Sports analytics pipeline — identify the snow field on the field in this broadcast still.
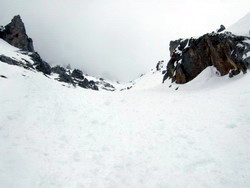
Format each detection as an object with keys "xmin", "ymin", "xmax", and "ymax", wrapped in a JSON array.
[{"xmin": 1, "ymin": 62, "xmax": 250, "ymax": 188}]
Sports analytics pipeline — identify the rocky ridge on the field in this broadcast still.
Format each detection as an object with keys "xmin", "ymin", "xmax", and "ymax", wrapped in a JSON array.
[{"xmin": 0, "ymin": 15, "xmax": 116, "ymax": 91}]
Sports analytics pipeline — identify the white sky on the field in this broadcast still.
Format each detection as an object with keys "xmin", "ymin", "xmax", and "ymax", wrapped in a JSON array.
[{"xmin": 1, "ymin": 0, "xmax": 250, "ymax": 81}]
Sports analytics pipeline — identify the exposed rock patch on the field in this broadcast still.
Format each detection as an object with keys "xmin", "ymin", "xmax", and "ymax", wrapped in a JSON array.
[
  {"xmin": 0, "ymin": 75, "xmax": 7, "ymax": 79},
  {"xmin": 156, "ymin": 60, "xmax": 164, "ymax": 71}
]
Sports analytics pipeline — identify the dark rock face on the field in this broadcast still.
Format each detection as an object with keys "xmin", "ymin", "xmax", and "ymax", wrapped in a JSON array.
[
  {"xmin": 51, "ymin": 65, "xmax": 66, "ymax": 75},
  {"xmin": 163, "ymin": 32, "xmax": 250, "ymax": 84},
  {"xmin": 78, "ymin": 79, "xmax": 89, "ymax": 88},
  {"xmin": 72, "ymin": 69, "xmax": 84, "ymax": 79},
  {"xmin": 169, "ymin": 39, "xmax": 182, "ymax": 56},
  {"xmin": 78, "ymin": 78, "xmax": 98, "ymax": 90},
  {"xmin": 58, "ymin": 72, "xmax": 75, "ymax": 85},
  {"xmin": 88, "ymin": 80, "xmax": 99, "ymax": 90},
  {"xmin": 0, "ymin": 55, "xmax": 19, "ymax": 65},
  {"xmin": 0, "ymin": 55, "xmax": 34, "ymax": 70},
  {"xmin": 0, "ymin": 15, "xmax": 34, "ymax": 52},
  {"xmin": 30, "ymin": 52, "xmax": 51, "ymax": 75},
  {"xmin": 34, "ymin": 61, "xmax": 51, "ymax": 75}
]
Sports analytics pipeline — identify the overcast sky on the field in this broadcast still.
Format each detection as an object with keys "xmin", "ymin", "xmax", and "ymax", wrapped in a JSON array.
[{"xmin": 1, "ymin": 0, "xmax": 249, "ymax": 81}]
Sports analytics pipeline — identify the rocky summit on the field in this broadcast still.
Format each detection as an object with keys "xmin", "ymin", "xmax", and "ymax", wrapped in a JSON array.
[
  {"xmin": 163, "ymin": 32, "xmax": 250, "ymax": 84},
  {"xmin": 0, "ymin": 15, "xmax": 34, "ymax": 52}
]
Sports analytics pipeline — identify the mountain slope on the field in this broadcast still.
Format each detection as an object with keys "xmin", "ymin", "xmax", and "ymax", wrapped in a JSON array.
[
  {"xmin": 0, "ymin": 38, "xmax": 119, "ymax": 91},
  {"xmin": 1, "ymin": 14, "xmax": 250, "ymax": 188},
  {"xmin": 1, "ymin": 58, "xmax": 250, "ymax": 187},
  {"xmin": 227, "ymin": 12, "xmax": 250, "ymax": 36}
]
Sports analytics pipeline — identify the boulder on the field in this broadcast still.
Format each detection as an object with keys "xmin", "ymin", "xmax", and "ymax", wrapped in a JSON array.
[
  {"xmin": 72, "ymin": 69, "xmax": 84, "ymax": 79},
  {"xmin": 217, "ymin": 25, "xmax": 226, "ymax": 33},
  {"xmin": 156, "ymin": 61, "xmax": 163, "ymax": 71}
]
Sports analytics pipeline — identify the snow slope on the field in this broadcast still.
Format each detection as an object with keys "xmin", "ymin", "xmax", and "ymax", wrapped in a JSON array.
[
  {"xmin": 0, "ymin": 39, "xmax": 33, "ymax": 63},
  {"xmin": 0, "ymin": 39, "xmax": 119, "ymax": 91},
  {"xmin": 1, "ymin": 59, "xmax": 250, "ymax": 188},
  {"xmin": 227, "ymin": 12, "xmax": 250, "ymax": 36}
]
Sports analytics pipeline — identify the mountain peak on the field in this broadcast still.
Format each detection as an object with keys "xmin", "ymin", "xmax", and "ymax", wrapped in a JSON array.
[{"xmin": 0, "ymin": 15, "xmax": 34, "ymax": 52}]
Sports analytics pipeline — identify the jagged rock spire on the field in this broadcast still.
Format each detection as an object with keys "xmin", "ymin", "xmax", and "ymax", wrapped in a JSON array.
[{"xmin": 0, "ymin": 15, "xmax": 34, "ymax": 52}]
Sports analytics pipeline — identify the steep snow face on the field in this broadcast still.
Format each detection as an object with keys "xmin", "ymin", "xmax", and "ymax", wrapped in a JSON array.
[
  {"xmin": 1, "ymin": 60, "xmax": 250, "ymax": 188},
  {"xmin": 0, "ymin": 39, "xmax": 33, "ymax": 63},
  {"xmin": 227, "ymin": 12, "xmax": 250, "ymax": 36}
]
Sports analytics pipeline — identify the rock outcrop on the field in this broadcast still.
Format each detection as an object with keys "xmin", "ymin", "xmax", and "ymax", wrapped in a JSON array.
[
  {"xmin": 30, "ymin": 52, "xmax": 51, "ymax": 75},
  {"xmin": 50, "ymin": 66, "xmax": 102, "ymax": 90},
  {"xmin": 71, "ymin": 69, "xmax": 84, "ymax": 80},
  {"xmin": 0, "ymin": 15, "xmax": 34, "ymax": 52},
  {"xmin": 51, "ymin": 65, "xmax": 66, "ymax": 75},
  {"xmin": 163, "ymin": 32, "xmax": 250, "ymax": 84},
  {"xmin": 78, "ymin": 79, "xmax": 99, "ymax": 90}
]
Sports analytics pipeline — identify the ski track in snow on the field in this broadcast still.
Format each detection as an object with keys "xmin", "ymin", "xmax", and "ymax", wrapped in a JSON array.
[{"xmin": 0, "ymin": 62, "xmax": 250, "ymax": 188}]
